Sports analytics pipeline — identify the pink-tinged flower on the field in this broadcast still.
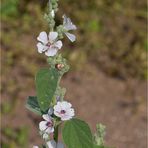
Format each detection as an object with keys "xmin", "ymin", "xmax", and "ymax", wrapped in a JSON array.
[
  {"xmin": 63, "ymin": 15, "xmax": 77, "ymax": 42},
  {"xmin": 39, "ymin": 111, "xmax": 54, "ymax": 134},
  {"xmin": 54, "ymin": 101, "xmax": 75, "ymax": 121},
  {"xmin": 37, "ymin": 31, "xmax": 62, "ymax": 56},
  {"xmin": 46, "ymin": 140, "xmax": 64, "ymax": 148},
  {"xmin": 33, "ymin": 146, "xmax": 39, "ymax": 148}
]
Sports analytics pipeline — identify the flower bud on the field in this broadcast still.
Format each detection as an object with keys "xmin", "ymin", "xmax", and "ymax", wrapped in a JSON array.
[{"xmin": 55, "ymin": 64, "xmax": 64, "ymax": 70}]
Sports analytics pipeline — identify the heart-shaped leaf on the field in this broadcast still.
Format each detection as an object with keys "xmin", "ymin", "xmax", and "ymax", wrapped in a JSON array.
[{"xmin": 62, "ymin": 118, "xmax": 93, "ymax": 148}]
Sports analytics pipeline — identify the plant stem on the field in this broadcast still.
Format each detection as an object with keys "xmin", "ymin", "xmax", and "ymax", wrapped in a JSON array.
[{"xmin": 54, "ymin": 125, "xmax": 59, "ymax": 146}]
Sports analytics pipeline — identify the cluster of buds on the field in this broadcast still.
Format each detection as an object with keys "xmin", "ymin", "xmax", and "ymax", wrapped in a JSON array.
[
  {"xmin": 44, "ymin": 0, "xmax": 58, "ymax": 30},
  {"xmin": 55, "ymin": 63, "xmax": 64, "ymax": 70}
]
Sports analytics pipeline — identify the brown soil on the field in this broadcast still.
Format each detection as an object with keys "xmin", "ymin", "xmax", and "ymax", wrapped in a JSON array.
[{"xmin": 2, "ymin": 65, "xmax": 147, "ymax": 148}]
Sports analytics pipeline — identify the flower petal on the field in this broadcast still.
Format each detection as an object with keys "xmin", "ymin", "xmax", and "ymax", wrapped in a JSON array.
[
  {"xmin": 45, "ymin": 127, "xmax": 54, "ymax": 134},
  {"xmin": 45, "ymin": 48, "xmax": 57, "ymax": 57},
  {"xmin": 54, "ymin": 111, "xmax": 61, "ymax": 118},
  {"xmin": 61, "ymin": 101, "xmax": 72, "ymax": 109},
  {"xmin": 65, "ymin": 32, "xmax": 76, "ymax": 42},
  {"xmin": 33, "ymin": 146, "xmax": 39, "ymax": 148},
  {"xmin": 61, "ymin": 115, "xmax": 72, "ymax": 121},
  {"xmin": 46, "ymin": 140, "xmax": 64, "ymax": 148},
  {"xmin": 54, "ymin": 40, "xmax": 63, "ymax": 49},
  {"xmin": 39, "ymin": 121, "xmax": 47, "ymax": 131},
  {"xmin": 42, "ymin": 114, "xmax": 51, "ymax": 121},
  {"xmin": 66, "ymin": 108, "xmax": 75, "ymax": 117},
  {"xmin": 37, "ymin": 31, "xmax": 48, "ymax": 44},
  {"xmin": 48, "ymin": 108, "xmax": 53, "ymax": 115},
  {"xmin": 37, "ymin": 42, "xmax": 46, "ymax": 53},
  {"xmin": 46, "ymin": 140, "xmax": 56, "ymax": 148},
  {"xmin": 65, "ymin": 23, "xmax": 77, "ymax": 31},
  {"xmin": 63, "ymin": 15, "xmax": 77, "ymax": 31},
  {"xmin": 48, "ymin": 32, "xmax": 58, "ymax": 42},
  {"xmin": 54, "ymin": 103, "xmax": 62, "ymax": 112}
]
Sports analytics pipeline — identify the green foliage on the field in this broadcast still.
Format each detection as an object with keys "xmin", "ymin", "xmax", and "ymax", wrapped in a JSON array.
[
  {"xmin": 1, "ymin": 102, "xmax": 12, "ymax": 114},
  {"xmin": 27, "ymin": 55, "xmax": 70, "ymax": 114},
  {"xmin": 2, "ymin": 127, "xmax": 28, "ymax": 148},
  {"xmin": 94, "ymin": 145, "xmax": 113, "ymax": 148},
  {"xmin": 1, "ymin": 0, "xmax": 146, "ymax": 147},
  {"xmin": 93, "ymin": 124, "xmax": 114, "ymax": 148},
  {"xmin": 17, "ymin": 127, "xmax": 28, "ymax": 146},
  {"xmin": 53, "ymin": 86, "xmax": 66, "ymax": 101},
  {"xmin": 1, "ymin": 99, "xmax": 18, "ymax": 115},
  {"xmin": 1, "ymin": 0, "xmax": 19, "ymax": 18},
  {"xmin": 26, "ymin": 96, "xmax": 42, "ymax": 115},
  {"xmin": 94, "ymin": 124, "xmax": 106, "ymax": 146},
  {"xmin": 62, "ymin": 118, "xmax": 94, "ymax": 148},
  {"xmin": 87, "ymin": 20, "xmax": 102, "ymax": 32},
  {"xmin": 35, "ymin": 68, "xmax": 60, "ymax": 112},
  {"xmin": 47, "ymin": 54, "xmax": 70, "ymax": 75}
]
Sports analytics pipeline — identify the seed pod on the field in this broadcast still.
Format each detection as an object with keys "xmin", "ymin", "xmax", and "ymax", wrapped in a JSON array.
[{"xmin": 55, "ymin": 63, "xmax": 64, "ymax": 70}]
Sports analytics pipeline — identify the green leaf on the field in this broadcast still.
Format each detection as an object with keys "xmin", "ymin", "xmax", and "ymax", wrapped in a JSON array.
[
  {"xmin": 54, "ymin": 86, "xmax": 66, "ymax": 101},
  {"xmin": 1, "ymin": 0, "xmax": 19, "ymax": 18},
  {"xmin": 26, "ymin": 96, "xmax": 42, "ymax": 115},
  {"xmin": 35, "ymin": 68, "xmax": 59, "ymax": 112},
  {"xmin": 94, "ymin": 145, "xmax": 101, "ymax": 148},
  {"xmin": 62, "ymin": 118, "xmax": 93, "ymax": 148},
  {"xmin": 94, "ymin": 145, "xmax": 114, "ymax": 148},
  {"xmin": 94, "ymin": 145, "xmax": 104, "ymax": 148}
]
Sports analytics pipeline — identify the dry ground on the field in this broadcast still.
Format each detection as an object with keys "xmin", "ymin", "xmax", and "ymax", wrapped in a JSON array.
[{"xmin": 2, "ymin": 65, "xmax": 147, "ymax": 148}]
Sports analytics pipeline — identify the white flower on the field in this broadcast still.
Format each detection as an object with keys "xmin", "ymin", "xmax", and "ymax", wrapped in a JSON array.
[
  {"xmin": 54, "ymin": 101, "xmax": 75, "ymax": 121},
  {"xmin": 63, "ymin": 15, "xmax": 77, "ymax": 42},
  {"xmin": 39, "ymin": 110, "xmax": 54, "ymax": 134},
  {"xmin": 47, "ymin": 140, "xmax": 64, "ymax": 148},
  {"xmin": 33, "ymin": 146, "xmax": 39, "ymax": 148},
  {"xmin": 37, "ymin": 31, "xmax": 62, "ymax": 56}
]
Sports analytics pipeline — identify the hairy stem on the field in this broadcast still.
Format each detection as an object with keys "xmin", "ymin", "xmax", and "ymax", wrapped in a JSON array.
[{"xmin": 54, "ymin": 125, "xmax": 59, "ymax": 146}]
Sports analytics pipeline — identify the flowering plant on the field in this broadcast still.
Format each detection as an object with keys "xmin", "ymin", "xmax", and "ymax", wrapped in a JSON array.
[{"xmin": 26, "ymin": 0, "xmax": 112, "ymax": 148}]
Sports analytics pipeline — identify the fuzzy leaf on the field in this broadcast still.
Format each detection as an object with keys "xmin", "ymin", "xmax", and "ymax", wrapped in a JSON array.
[
  {"xmin": 94, "ymin": 145, "xmax": 102, "ymax": 148},
  {"xmin": 26, "ymin": 96, "xmax": 42, "ymax": 115},
  {"xmin": 35, "ymin": 68, "xmax": 59, "ymax": 112},
  {"xmin": 94, "ymin": 145, "xmax": 114, "ymax": 148},
  {"xmin": 62, "ymin": 118, "xmax": 93, "ymax": 148}
]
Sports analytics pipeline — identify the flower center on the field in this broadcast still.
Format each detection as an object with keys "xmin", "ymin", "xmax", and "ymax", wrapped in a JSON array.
[
  {"xmin": 46, "ymin": 121, "xmax": 53, "ymax": 127},
  {"xmin": 46, "ymin": 42, "xmax": 51, "ymax": 47},
  {"xmin": 60, "ymin": 110, "xmax": 66, "ymax": 114}
]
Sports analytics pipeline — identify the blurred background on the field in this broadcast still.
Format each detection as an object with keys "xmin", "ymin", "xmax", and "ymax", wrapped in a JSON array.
[{"xmin": 1, "ymin": 0, "xmax": 147, "ymax": 148}]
